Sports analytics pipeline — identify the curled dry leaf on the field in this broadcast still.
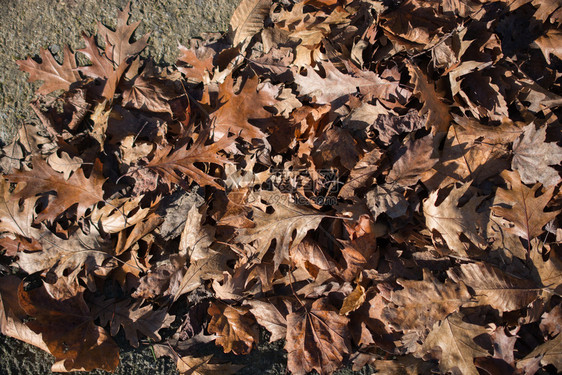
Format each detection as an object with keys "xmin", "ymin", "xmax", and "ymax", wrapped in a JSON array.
[{"xmin": 207, "ymin": 301, "xmax": 259, "ymax": 355}]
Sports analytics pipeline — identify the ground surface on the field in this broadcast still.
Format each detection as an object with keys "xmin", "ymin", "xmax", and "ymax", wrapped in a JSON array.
[{"xmin": 0, "ymin": 0, "xmax": 239, "ymax": 144}]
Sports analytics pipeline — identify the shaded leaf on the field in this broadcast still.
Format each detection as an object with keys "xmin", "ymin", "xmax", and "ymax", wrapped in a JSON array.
[
  {"xmin": 406, "ymin": 61, "xmax": 451, "ymax": 134},
  {"xmin": 94, "ymin": 299, "xmax": 174, "ymax": 348},
  {"xmin": 285, "ymin": 298, "xmax": 351, "ymax": 375},
  {"xmin": 18, "ymin": 281, "xmax": 120, "ymax": 372}
]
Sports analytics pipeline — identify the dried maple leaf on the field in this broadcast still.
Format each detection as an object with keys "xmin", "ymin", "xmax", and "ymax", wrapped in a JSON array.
[
  {"xmin": 511, "ymin": 123, "xmax": 562, "ymax": 187},
  {"xmin": 235, "ymin": 190, "xmax": 326, "ymax": 269},
  {"xmin": 419, "ymin": 313, "xmax": 488, "ymax": 375},
  {"xmin": 423, "ymin": 182, "xmax": 488, "ymax": 255},
  {"xmin": 285, "ymin": 298, "xmax": 351, "ymax": 375},
  {"xmin": 382, "ymin": 269, "xmax": 471, "ymax": 334},
  {"xmin": 97, "ymin": 2, "xmax": 149, "ymax": 67},
  {"xmin": 94, "ymin": 299, "xmax": 174, "ymax": 348},
  {"xmin": 448, "ymin": 263, "xmax": 542, "ymax": 312},
  {"xmin": 6, "ymin": 157, "xmax": 106, "ymax": 221},
  {"xmin": 207, "ymin": 301, "xmax": 259, "ymax": 355},
  {"xmin": 209, "ymin": 75, "xmax": 277, "ymax": 143},
  {"xmin": 230, "ymin": 0, "xmax": 272, "ymax": 46},
  {"xmin": 406, "ymin": 61, "xmax": 451, "ymax": 134},
  {"xmin": 492, "ymin": 170, "xmax": 560, "ymax": 243},
  {"xmin": 16, "ymin": 46, "xmax": 80, "ymax": 94},
  {"xmin": 18, "ymin": 281, "xmax": 120, "ymax": 372},
  {"xmin": 145, "ymin": 132, "xmax": 233, "ymax": 190},
  {"xmin": 121, "ymin": 72, "xmax": 178, "ymax": 114}
]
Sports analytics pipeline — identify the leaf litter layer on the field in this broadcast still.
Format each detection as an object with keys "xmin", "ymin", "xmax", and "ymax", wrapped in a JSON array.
[{"xmin": 1, "ymin": 0, "xmax": 562, "ymax": 374}]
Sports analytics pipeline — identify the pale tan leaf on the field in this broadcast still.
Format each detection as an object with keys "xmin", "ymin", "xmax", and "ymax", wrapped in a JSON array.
[
  {"xmin": 419, "ymin": 313, "xmax": 488, "ymax": 375},
  {"xmin": 423, "ymin": 182, "xmax": 488, "ymax": 255},
  {"xmin": 512, "ymin": 123, "xmax": 562, "ymax": 187},
  {"xmin": 382, "ymin": 269, "xmax": 471, "ymax": 334},
  {"xmin": 448, "ymin": 263, "xmax": 542, "ymax": 312},
  {"xmin": 230, "ymin": 0, "xmax": 272, "ymax": 46},
  {"xmin": 492, "ymin": 170, "xmax": 560, "ymax": 242},
  {"xmin": 244, "ymin": 298, "xmax": 290, "ymax": 342}
]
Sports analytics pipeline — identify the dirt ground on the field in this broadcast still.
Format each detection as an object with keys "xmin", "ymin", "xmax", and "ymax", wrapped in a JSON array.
[
  {"xmin": 0, "ymin": 1, "xmax": 368, "ymax": 374},
  {"xmin": 0, "ymin": 0, "xmax": 238, "ymax": 144}
]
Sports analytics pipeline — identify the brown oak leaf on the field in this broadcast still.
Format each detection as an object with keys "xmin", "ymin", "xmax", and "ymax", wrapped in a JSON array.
[
  {"xmin": 16, "ymin": 46, "xmax": 80, "ymax": 95},
  {"xmin": 382, "ymin": 269, "xmax": 471, "ymax": 335},
  {"xmin": 207, "ymin": 301, "xmax": 259, "ymax": 355},
  {"xmin": 406, "ymin": 61, "xmax": 451, "ymax": 134},
  {"xmin": 145, "ymin": 132, "xmax": 233, "ymax": 190},
  {"xmin": 94, "ymin": 299, "xmax": 174, "ymax": 348},
  {"xmin": 96, "ymin": 2, "xmax": 149, "ymax": 67},
  {"xmin": 492, "ymin": 170, "xmax": 560, "ymax": 243},
  {"xmin": 235, "ymin": 190, "xmax": 326, "ymax": 269},
  {"xmin": 423, "ymin": 182, "xmax": 488, "ymax": 255},
  {"xmin": 6, "ymin": 157, "xmax": 106, "ymax": 221},
  {"xmin": 209, "ymin": 75, "xmax": 277, "ymax": 143},
  {"xmin": 419, "ymin": 313, "xmax": 488, "ymax": 375}
]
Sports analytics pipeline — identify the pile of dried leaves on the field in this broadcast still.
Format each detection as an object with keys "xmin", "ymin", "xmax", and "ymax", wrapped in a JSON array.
[{"xmin": 1, "ymin": 0, "xmax": 562, "ymax": 374}]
